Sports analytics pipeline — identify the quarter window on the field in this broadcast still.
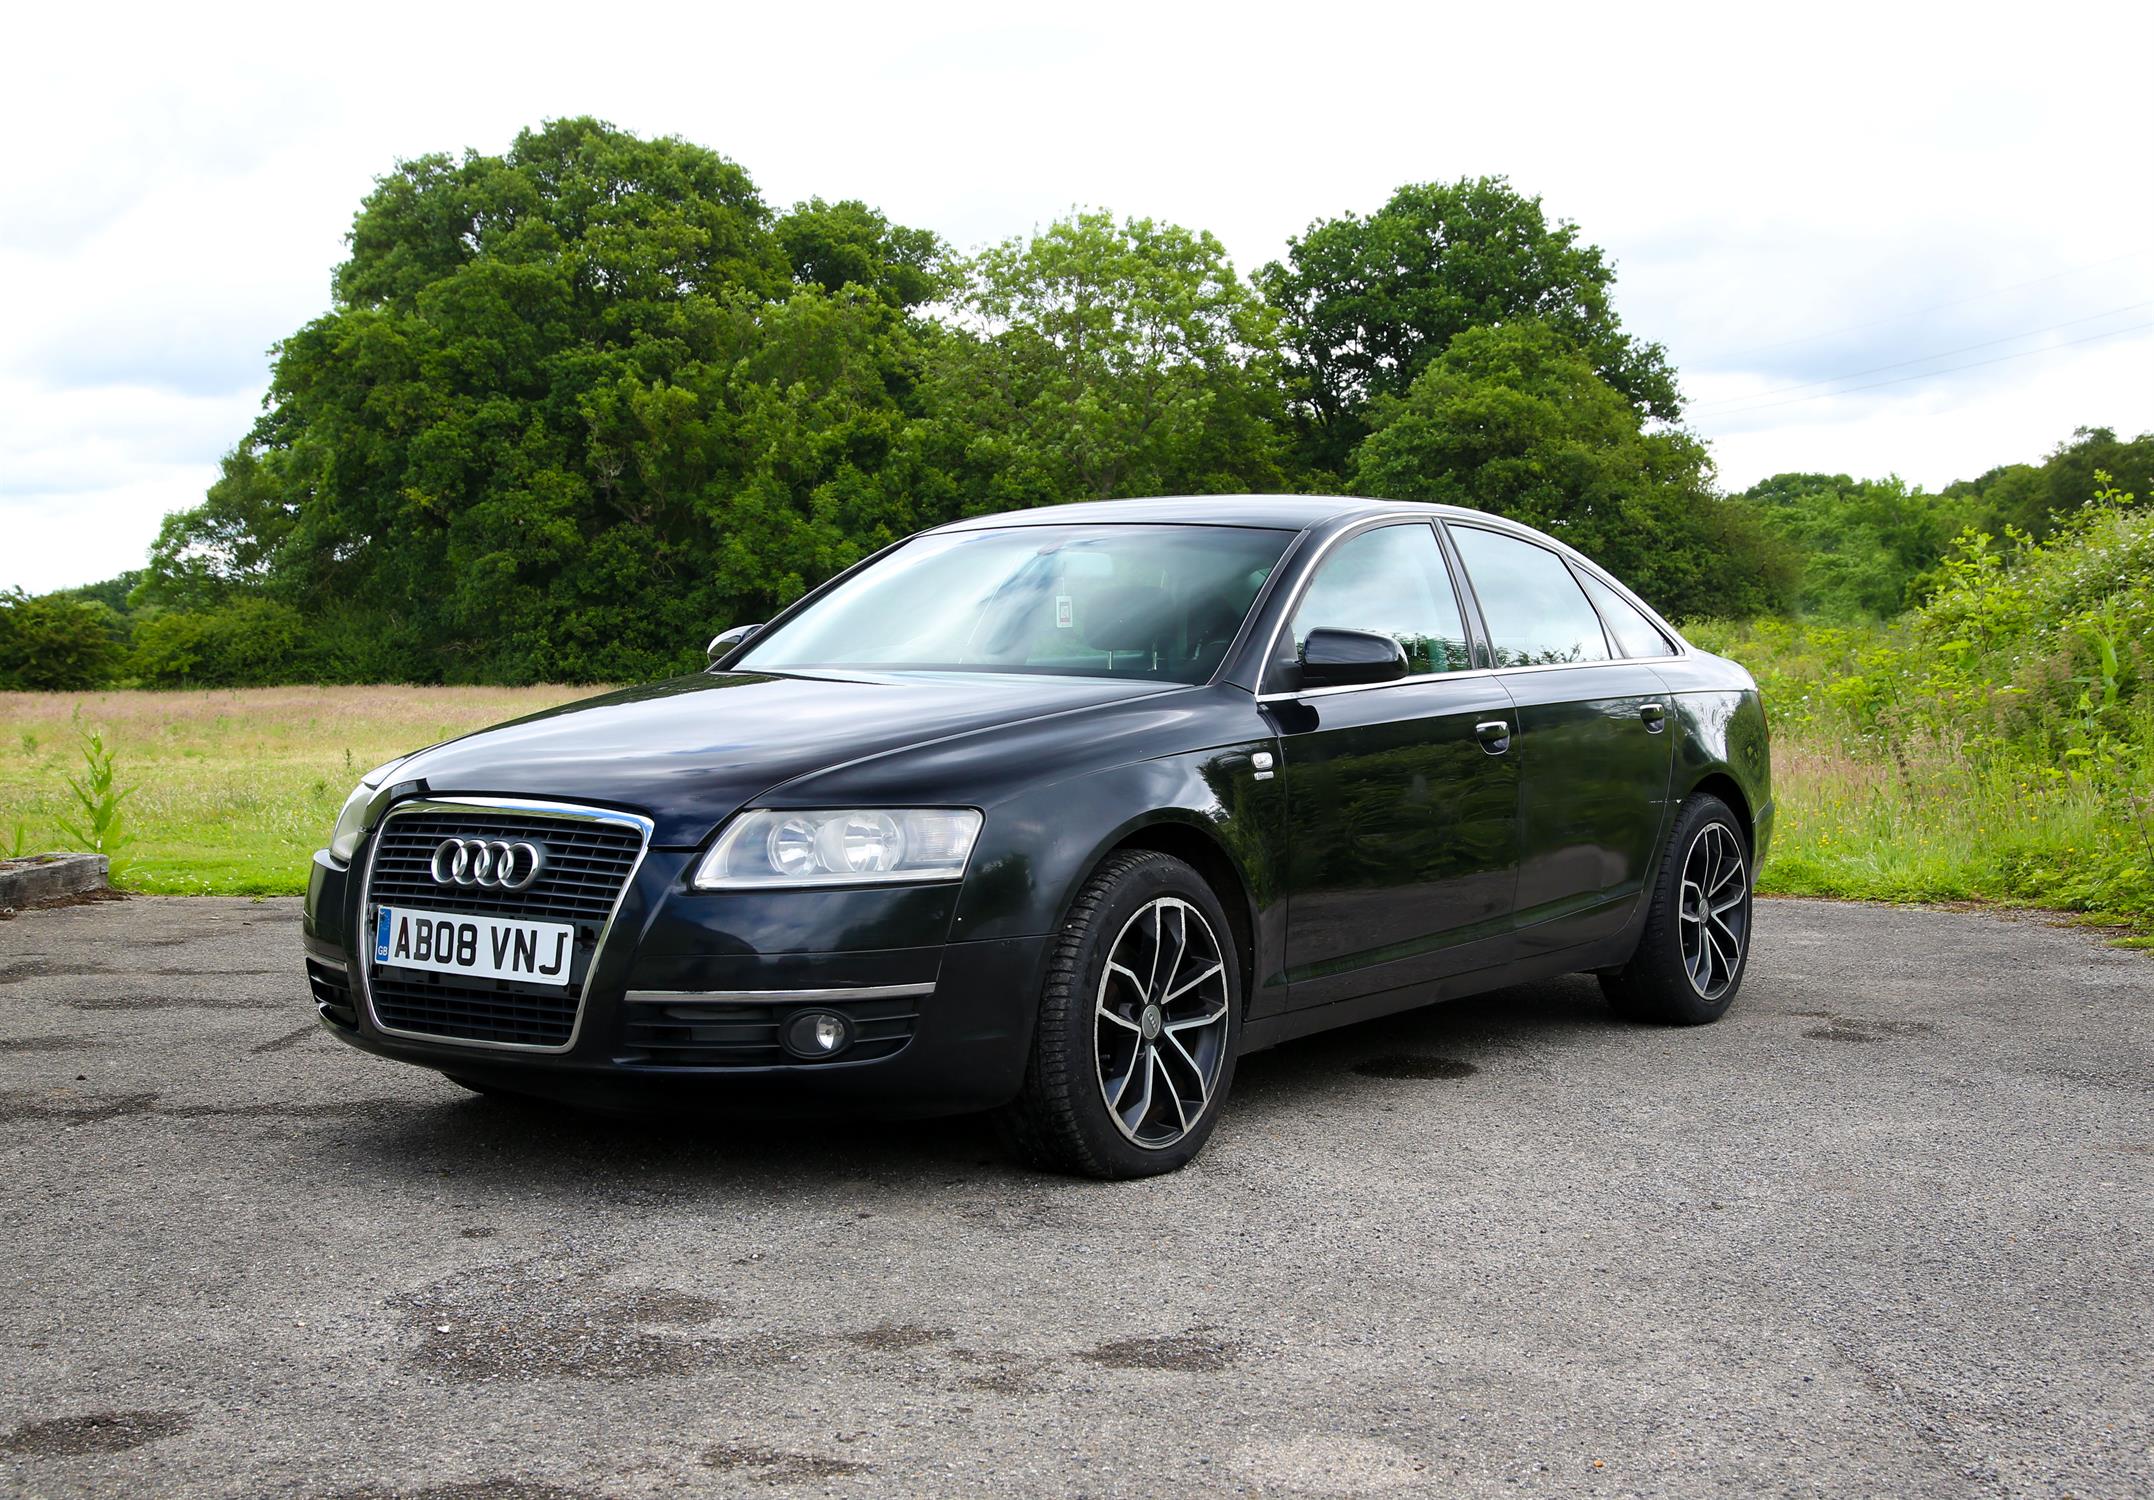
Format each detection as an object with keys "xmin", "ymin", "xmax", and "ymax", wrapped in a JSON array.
[
  {"xmin": 1289, "ymin": 524, "xmax": 1472, "ymax": 677},
  {"xmin": 1574, "ymin": 568, "xmax": 1675, "ymax": 658},
  {"xmin": 1449, "ymin": 527, "xmax": 1611, "ymax": 667}
]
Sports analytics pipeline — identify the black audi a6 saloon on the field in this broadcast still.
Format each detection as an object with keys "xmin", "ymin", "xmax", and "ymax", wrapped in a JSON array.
[{"xmin": 304, "ymin": 496, "xmax": 1771, "ymax": 1177}]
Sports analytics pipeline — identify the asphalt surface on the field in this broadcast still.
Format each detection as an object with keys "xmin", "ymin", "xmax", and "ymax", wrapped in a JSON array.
[{"xmin": 0, "ymin": 896, "xmax": 2148, "ymax": 1500}]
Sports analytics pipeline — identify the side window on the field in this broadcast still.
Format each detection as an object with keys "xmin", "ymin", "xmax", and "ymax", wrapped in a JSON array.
[
  {"xmin": 1574, "ymin": 567, "xmax": 1675, "ymax": 658},
  {"xmin": 1289, "ymin": 524, "xmax": 1472, "ymax": 677},
  {"xmin": 1448, "ymin": 527, "xmax": 1611, "ymax": 667}
]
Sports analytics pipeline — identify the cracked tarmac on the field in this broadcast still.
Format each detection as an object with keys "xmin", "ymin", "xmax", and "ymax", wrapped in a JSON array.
[{"xmin": 1, "ymin": 895, "xmax": 2149, "ymax": 1498}]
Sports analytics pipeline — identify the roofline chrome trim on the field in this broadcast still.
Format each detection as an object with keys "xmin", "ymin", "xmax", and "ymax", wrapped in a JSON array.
[
  {"xmin": 622, "ymin": 983, "xmax": 936, "ymax": 1006},
  {"xmin": 357, "ymin": 796, "xmax": 655, "ymax": 1056}
]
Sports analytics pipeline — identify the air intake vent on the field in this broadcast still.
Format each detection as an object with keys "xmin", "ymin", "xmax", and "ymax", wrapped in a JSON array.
[{"xmin": 305, "ymin": 958, "xmax": 359, "ymax": 1029}]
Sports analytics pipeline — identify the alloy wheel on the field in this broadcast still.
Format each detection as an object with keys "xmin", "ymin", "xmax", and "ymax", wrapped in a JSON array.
[
  {"xmin": 1678, "ymin": 822, "xmax": 1749, "ymax": 1001},
  {"xmin": 1094, "ymin": 896, "xmax": 1232, "ymax": 1149}
]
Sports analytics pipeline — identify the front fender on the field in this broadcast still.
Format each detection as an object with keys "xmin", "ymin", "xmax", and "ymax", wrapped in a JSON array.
[{"xmin": 949, "ymin": 744, "xmax": 1286, "ymax": 955}]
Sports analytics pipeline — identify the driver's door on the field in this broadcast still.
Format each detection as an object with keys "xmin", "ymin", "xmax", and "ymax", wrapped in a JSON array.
[{"xmin": 1264, "ymin": 522, "xmax": 1521, "ymax": 1010}]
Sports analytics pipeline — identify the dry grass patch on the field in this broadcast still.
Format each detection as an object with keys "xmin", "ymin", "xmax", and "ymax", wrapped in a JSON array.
[{"xmin": 1, "ymin": 685, "xmax": 597, "ymax": 894}]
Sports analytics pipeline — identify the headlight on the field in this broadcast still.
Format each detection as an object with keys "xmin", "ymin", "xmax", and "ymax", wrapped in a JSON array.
[
  {"xmin": 693, "ymin": 808, "xmax": 982, "ymax": 890},
  {"xmin": 328, "ymin": 756, "xmax": 410, "ymax": 863}
]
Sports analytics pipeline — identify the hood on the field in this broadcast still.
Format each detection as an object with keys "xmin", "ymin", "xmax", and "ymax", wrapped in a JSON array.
[{"xmin": 395, "ymin": 670, "xmax": 1172, "ymax": 846}]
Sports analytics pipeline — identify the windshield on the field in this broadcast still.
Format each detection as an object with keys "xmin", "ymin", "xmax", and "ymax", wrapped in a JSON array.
[{"xmin": 737, "ymin": 524, "xmax": 1292, "ymax": 684}]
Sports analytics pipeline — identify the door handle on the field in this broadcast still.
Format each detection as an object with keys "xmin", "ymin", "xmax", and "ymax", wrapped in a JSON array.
[
  {"xmin": 1475, "ymin": 719, "xmax": 1512, "ymax": 755},
  {"xmin": 1640, "ymin": 702, "xmax": 1666, "ymax": 733}
]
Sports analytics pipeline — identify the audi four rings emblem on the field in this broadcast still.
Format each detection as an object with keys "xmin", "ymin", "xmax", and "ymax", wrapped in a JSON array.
[{"xmin": 430, "ymin": 838, "xmax": 547, "ymax": 890}]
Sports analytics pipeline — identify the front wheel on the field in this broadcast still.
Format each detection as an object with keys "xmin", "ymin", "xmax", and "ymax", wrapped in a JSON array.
[
  {"xmin": 999, "ymin": 850, "xmax": 1241, "ymax": 1179},
  {"xmin": 1601, "ymin": 793, "xmax": 1754, "ymax": 1024}
]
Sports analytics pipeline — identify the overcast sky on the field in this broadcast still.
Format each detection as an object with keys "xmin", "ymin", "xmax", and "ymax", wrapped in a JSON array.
[{"xmin": 5, "ymin": 0, "xmax": 2150, "ymax": 594}]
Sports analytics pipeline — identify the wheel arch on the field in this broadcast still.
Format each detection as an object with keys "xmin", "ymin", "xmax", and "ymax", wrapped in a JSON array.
[
  {"xmin": 1092, "ymin": 817, "xmax": 1261, "ymax": 1019},
  {"xmin": 1686, "ymin": 770, "xmax": 1755, "ymax": 856}
]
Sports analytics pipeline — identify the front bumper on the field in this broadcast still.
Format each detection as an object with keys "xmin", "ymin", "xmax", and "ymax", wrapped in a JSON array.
[{"xmin": 303, "ymin": 845, "xmax": 1046, "ymax": 1117}]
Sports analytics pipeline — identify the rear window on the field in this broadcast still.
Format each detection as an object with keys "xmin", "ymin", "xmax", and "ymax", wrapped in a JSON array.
[
  {"xmin": 1574, "ymin": 568, "xmax": 1676, "ymax": 658},
  {"xmin": 1448, "ymin": 526, "xmax": 1611, "ymax": 667}
]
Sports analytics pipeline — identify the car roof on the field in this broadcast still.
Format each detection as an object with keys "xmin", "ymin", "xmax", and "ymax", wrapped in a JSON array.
[{"xmin": 933, "ymin": 494, "xmax": 1477, "ymax": 533}]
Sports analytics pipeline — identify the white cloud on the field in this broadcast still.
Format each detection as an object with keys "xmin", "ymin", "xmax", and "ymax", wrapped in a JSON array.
[{"xmin": 4, "ymin": 0, "xmax": 2150, "ymax": 591}]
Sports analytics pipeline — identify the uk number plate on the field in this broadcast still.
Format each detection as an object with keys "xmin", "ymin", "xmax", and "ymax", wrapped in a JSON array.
[{"xmin": 373, "ymin": 906, "xmax": 576, "ymax": 988}]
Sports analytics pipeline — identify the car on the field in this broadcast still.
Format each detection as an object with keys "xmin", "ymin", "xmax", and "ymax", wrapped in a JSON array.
[{"xmin": 303, "ymin": 496, "xmax": 1771, "ymax": 1177}]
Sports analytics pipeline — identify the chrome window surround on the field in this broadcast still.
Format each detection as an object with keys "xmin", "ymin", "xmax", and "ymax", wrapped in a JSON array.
[
  {"xmin": 1252, "ymin": 515, "xmax": 1689, "ymax": 704},
  {"xmin": 357, "ymin": 795, "xmax": 655, "ymax": 1055}
]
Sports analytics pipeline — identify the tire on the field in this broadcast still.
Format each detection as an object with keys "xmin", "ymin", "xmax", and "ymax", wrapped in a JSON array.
[
  {"xmin": 999, "ymin": 850, "xmax": 1242, "ymax": 1179},
  {"xmin": 1600, "ymin": 793, "xmax": 1754, "ymax": 1025}
]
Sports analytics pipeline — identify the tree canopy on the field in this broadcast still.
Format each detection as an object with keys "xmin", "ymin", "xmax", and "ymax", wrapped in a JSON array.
[
  {"xmin": 925, "ymin": 211, "xmax": 1287, "ymax": 507},
  {"xmin": 1352, "ymin": 321, "xmax": 1790, "ymax": 620},
  {"xmin": 149, "ymin": 119, "xmax": 956, "ymax": 682},
  {"xmin": 1722, "ymin": 429, "xmax": 2154, "ymax": 623},
  {"xmin": 1258, "ymin": 177, "xmax": 1679, "ymax": 478},
  {"xmin": 39, "ymin": 118, "xmax": 2015, "ymax": 687}
]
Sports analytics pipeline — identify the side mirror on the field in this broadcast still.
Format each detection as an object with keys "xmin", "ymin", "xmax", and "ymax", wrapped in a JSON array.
[
  {"xmin": 1299, "ymin": 627, "xmax": 1408, "ymax": 690},
  {"xmin": 707, "ymin": 623, "xmax": 764, "ymax": 666}
]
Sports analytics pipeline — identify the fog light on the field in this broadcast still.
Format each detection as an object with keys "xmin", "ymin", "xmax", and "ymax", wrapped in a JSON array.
[{"xmin": 783, "ymin": 1009, "xmax": 852, "ymax": 1060}]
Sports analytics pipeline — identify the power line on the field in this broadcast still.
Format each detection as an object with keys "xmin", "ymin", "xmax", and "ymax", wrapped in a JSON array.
[
  {"xmin": 1707, "ymin": 248, "xmax": 2152, "ymax": 361},
  {"xmin": 1693, "ymin": 319, "xmax": 2154, "ymax": 424},
  {"xmin": 1690, "ymin": 301, "xmax": 2153, "ymax": 413}
]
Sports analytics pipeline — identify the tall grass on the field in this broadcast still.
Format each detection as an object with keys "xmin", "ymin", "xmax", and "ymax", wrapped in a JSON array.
[
  {"xmin": 1744, "ymin": 691, "xmax": 2154, "ymax": 920},
  {"xmin": 0, "ymin": 685, "xmax": 595, "ymax": 894}
]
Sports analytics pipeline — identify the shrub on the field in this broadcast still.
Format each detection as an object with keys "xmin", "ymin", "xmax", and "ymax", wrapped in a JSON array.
[
  {"xmin": 1688, "ymin": 473, "xmax": 2154, "ymax": 923},
  {"xmin": 0, "ymin": 589, "xmax": 123, "ymax": 690},
  {"xmin": 128, "ymin": 598, "xmax": 317, "ymax": 687}
]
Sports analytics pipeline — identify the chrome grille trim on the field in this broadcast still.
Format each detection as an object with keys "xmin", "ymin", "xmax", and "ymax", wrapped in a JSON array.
[{"xmin": 357, "ymin": 796, "xmax": 654, "ymax": 1055}]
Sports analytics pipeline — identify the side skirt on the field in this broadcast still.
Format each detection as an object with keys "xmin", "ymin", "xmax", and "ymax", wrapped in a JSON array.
[{"xmin": 1241, "ymin": 907, "xmax": 1649, "ymax": 1056}]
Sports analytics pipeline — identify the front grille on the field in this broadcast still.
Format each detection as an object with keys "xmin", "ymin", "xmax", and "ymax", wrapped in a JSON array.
[
  {"xmin": 622, "ymin": 995, "xmax": 920, "ymax": 1068},
  {"xmin": 367, "ymin": 811, "xmax": 643, "ymax": 923},
  {"xmin": 362, "ymin": 804, "xmax": 647, "ymax": 1049},
  {"xmin": 305, "ymin": 958, "xmax": 358, "ymax": 1029}
]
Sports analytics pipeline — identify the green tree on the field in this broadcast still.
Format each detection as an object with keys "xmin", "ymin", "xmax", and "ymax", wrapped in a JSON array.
[
  {"xmin": 136, "ymin": 446, "xmax": 298, "ymax": 611},
  {"xmin": 1734, "ymin": 472, "xmax": 1956, "ymax": 619},
  {"xmin": 1352, "ymin": 321, "xmax": 1790, "ymax": 620},
  {"xmin": 1942, "ymin": 426, "xmax": 2154, "ymax": 540},
  {"xmin": 334, "ymin": 117, "xmax": 788, "ymax": 315},
  {"xmin": 1260, "ymin": 177, "xmax": 1678, "ymax": 478},
  {"xmin": 926, "ymin": 210, "xmax": 1287, "ymax": 505},
  {"xmin": 142, "ymin": 119, "xmax": 948, "ymax": 683},
  {"xmin": 0, "ymin": 589, "xmax": 123, "ymax": 690},
  {"xmin": 776, "ymin": 197, "xmax": 947, "ymax": 308}
]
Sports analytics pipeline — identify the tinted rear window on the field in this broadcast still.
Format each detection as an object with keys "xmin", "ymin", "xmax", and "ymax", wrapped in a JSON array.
[
  {"xmin": 1575, "ymin": 568, "xmax": 1675, "ymax": 658},
  {"xmin": 1448, "ymin": 526, "xmax": 1611, "ymax": 667}
]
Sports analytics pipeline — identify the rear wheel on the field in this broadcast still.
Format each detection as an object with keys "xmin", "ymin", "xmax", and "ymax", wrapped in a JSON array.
[
  {"xmin": 1601, "ymin": 793, "xmax": 1753, "ymax": 1024},
  {"xmin": 999, "ymin": 850, "xmax": 1241, "ymax": 1179}
]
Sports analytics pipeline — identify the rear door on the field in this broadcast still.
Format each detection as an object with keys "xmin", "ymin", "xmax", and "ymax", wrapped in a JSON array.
[
  {"xmin": 1445, "ymin": 524, "xmax": 1674, "ymax": 954},
  {"xmin": 1265, "ymin": 521, "xmax": 1520, "ymax": 1007}
]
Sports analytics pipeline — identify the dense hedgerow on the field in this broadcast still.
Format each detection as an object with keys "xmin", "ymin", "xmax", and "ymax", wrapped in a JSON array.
[{"xmin": 1687, "ymin": 474, "xmax": 2154, "ymax": 922}]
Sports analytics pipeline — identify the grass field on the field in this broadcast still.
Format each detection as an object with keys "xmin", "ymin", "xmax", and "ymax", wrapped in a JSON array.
[
  {"xmin": 2, "ymin": 684, "xmax": 2147, "ymax": 930},
  {"xmin": 1759, "ymin": 734, "xmax": 2151, "ymax": 924},
  {"xmin": 0, "ymin": 686, "xmax": 592, "ymax": 894}
]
